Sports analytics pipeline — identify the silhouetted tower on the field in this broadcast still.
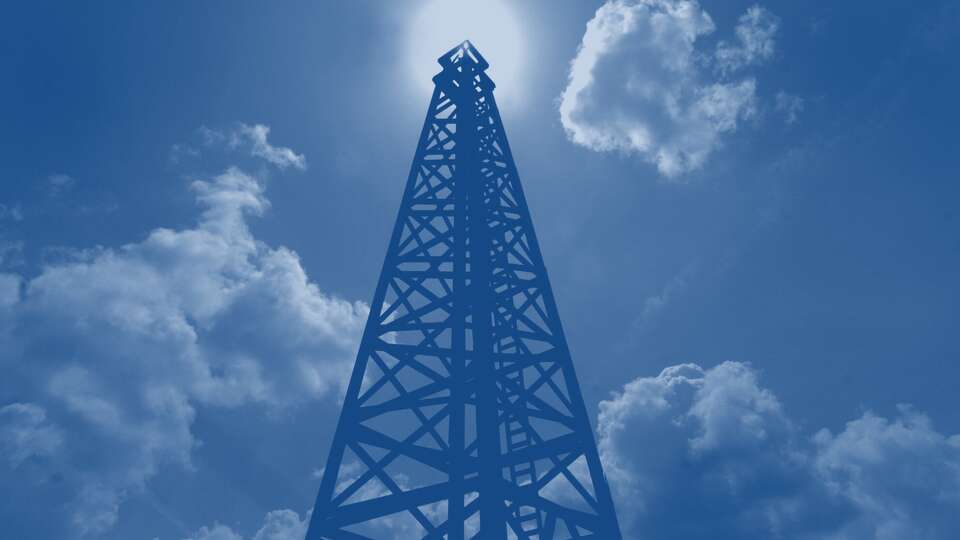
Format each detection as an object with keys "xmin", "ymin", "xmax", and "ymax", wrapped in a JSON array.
[{"xmin": 306, "ymin": 41, "xmax": 622, "ymax": 540}]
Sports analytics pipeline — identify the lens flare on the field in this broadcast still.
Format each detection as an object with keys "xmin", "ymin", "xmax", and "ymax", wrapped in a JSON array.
[{"xmin": 406, "ymin": 0, "xmax": 525, "ymax": 104}]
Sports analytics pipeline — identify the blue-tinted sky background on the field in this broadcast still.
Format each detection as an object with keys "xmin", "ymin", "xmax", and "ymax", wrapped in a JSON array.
[{"xmin": 2, "ymin": 1, "xmax": 959, "ymax": 539}]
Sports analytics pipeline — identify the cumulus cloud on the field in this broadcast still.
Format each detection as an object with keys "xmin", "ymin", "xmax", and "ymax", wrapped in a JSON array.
[
  {"xmin": 184, "ymin": 524, "xmax": 243, "ymax": 540},
  {"xmin": 559, "ymin": 1, "xmax": 780, "ymax": 178},
  {"xmin": 814, "ymin": 407, "xmax": 960, "ymax": 539},
  {"xmin": 184, "ymin": 509, "xmax": 309, "ymax": 540},
  {"xmin": 0, "ymin": 127, "xmax": 362, "ymax": 536},
  {"xmin": 599, "ymin": 362, "xmax": 960, "ymax": 539}
]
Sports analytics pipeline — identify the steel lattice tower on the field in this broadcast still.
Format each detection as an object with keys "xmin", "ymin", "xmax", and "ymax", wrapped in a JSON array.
[{"xmin": 306, "ymin": 42, "xmax": 622, "ymax": 540}]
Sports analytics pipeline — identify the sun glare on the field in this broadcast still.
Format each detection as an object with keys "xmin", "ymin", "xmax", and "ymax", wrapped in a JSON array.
[{"xmin": 406, "ymin": 0, "xmax": 526, "ymax": 105}]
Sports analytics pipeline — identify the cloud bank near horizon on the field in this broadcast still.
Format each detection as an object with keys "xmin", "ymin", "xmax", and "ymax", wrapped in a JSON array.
[{"xmin": 600, "ymin": 361, "xmax": 960, "ymax": 539}]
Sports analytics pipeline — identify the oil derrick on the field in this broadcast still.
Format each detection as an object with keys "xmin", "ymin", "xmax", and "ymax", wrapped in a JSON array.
[{"xmin": 306, "ymin": 41, "xmax": 622, "ymax": 540}]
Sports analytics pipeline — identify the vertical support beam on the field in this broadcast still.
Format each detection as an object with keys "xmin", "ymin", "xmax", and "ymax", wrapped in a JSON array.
[
  {"xmin": 458, "ymin": 72, "xmax": 506, "ymax": 539},
  {"xmin": 448, "ymin": 89, "xmax": 467, "ymax": 540}
]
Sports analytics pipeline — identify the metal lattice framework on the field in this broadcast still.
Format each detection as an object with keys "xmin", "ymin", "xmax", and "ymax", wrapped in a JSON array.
[{"xmin": 306, "ymin": 41, "xmax": 622, "ymax": 540}]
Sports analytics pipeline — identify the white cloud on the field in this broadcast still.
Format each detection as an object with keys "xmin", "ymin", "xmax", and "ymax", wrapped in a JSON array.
[
  {"xmin": 184, "ymin": 523, "xmax": 242, "ymax": 540},
  {"xmin": 715, "ymin": 5, "xmax": 780, "ymax": 74},
  {"xmin": 559, "ymin": 0, "xmax": 778, "ymax": 178},
  {"xmin": 0, "ymin": 127, "xmax": 362, "ymax": 536},
  {"xmin": 73, "ymin": 484, "xmax": 124, "ymax": 537},
  {"xmin": 183, "ymin": 509, "xmax": 309, "ymax": 540},
  {"xmin": 250, "ymin": 510, "xmax": 310, "ymax": 540},
  {"xmin": 233, "ymin": 124, "xmax": 307, "ymax": 171},
  {"xmin": 598, "ymin": 361, "xmax": 960, "ymax": 539},
  {"xmin": 190, "ymin": 124, "xmax": 307, "ymax": 170},
  {"xmin": 814, "ymin": 406, "xmax": 960, "ymax": 539},
  {"xmin": 776, "ymin": 91, "xmax": 805, "ymax": 124},
  {"xmin": 0, "ymin": 403, "xmax": 63, "ymax": 467}
]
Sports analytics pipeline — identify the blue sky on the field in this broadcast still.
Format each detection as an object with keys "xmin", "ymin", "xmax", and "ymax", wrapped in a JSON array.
[{"xmin": 2, "ymin": 1, "xmax": 959, "ymax": 538}]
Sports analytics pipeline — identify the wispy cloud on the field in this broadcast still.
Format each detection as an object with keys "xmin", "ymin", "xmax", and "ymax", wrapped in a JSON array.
[
  {"xmin": 47, "ymin": 173, "xmax": 77, "ymax": 197},
  {"xmin": 0, "ymin": 403, "xmax": 63, "ymax": 468},
  {"xmin": 776, "ymin": 91, "xmax": 806, "ymax": 124},
  {"xmin": 0, "ymin": 240, "xmax": 24, "ymax": 269},
  {"xmin": 169, "ymin": 142, "xmax": 201, "ymax": 164},
  {"xmin": 715, "ymin": 5, "xmax": 780, "ymax": 74},
  {"xmin": 0, "ymin": 203, "xmax": 24, "ymax": 221},
  {"xmin": 233, "ymin": 124, "xmax": 307, "ymax": 170},
  {"xmin": 636, "ymin": 262, "xmax": 698, "ymax": 329},
  {"xmin": 192, "ymin": 124, "xmax": 308, "ymax": 170}
]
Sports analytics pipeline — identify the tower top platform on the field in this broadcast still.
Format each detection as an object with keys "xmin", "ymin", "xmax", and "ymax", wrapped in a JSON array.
[{"xmin": 438, "ymin": 40, "xmax": 489, "ymax": 71}]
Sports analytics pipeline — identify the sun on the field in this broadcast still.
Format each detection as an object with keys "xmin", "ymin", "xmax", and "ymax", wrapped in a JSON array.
[{"xmin": 406, "ymin": 0, "xmax": 526, "ymax": 104}]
